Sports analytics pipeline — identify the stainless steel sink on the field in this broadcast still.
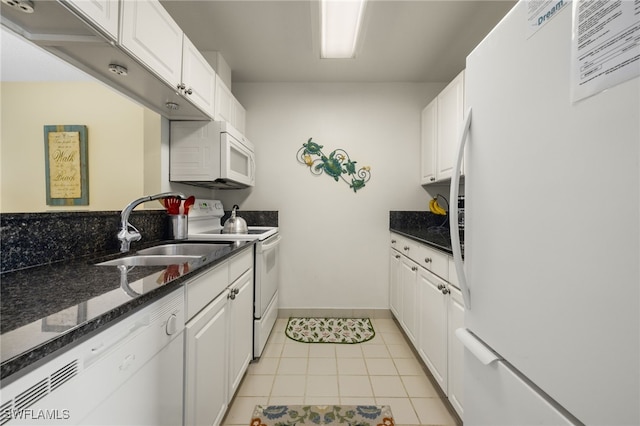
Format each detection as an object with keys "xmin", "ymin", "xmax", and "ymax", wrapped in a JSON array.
[
  {"xmin": 96, "ymin": 254, "xmax": 203, "ymax": 267},
  {"xmin": 136, "ymin": 243, "xmax": 229, "ymax": 256}
]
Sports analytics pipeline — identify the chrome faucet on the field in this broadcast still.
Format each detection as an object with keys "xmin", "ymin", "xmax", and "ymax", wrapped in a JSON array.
[{"xmin": 118, "ymin": 192, "xmax": 187, "ymax": 252}]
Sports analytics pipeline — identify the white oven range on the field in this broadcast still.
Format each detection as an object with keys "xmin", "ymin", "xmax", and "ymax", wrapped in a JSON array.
[{"xmin": 187, "ymin": 199, "xmax": 280, "ymax": 358}]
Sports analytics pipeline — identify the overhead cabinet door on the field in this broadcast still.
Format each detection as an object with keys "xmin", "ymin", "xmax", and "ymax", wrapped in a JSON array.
[
  {"xmin": 181, "ymin": 35, "xmax": 216, "ymax": 117},
  {"xmin": 62, "ymin": 0, "xmax": 119, "ymax": 40},
  {"xmin": 421, "ymin": 98, "xmax": 437, "ymax": 184},
  {"xmin": 436, "ymin": 71, "xmax": 464, "ymax": 180},
  {"xmin": 120, "ymin": 0, "xmax": 183, "ymax": 88}
]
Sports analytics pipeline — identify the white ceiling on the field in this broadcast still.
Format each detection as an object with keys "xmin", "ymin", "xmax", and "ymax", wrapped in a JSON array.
[
  {"xmin": 1, "ymin": 0, "xmax": 516, "ymax": 84},
  {"xmin": 161, "ymin": 0, "xmax": 516, "ymax": 83}
]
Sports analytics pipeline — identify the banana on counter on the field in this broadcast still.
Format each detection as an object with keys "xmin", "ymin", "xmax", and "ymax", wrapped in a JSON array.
[{"xmin": 429, "ymin": 197, "xmax": 448, "ymax": 216}]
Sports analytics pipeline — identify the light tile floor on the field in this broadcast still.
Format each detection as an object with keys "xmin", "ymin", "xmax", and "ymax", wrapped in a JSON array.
[{"xmin": 221, "ymin": 318, "xmax": 459, "ymax": 426}]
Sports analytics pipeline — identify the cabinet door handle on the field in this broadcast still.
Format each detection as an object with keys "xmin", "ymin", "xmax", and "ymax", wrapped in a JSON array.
[
  {"xmin": 403, "ymin": 246, "xmax": 410, "ymax": 251},
  {"xmin": 430, "ymin": 177, "xmax": 436, "ymax": 182},
  {"xmin": 411, "ymin": 266, "xmax": 418, "ymax": 271},
  {"xmin": 391, "ymin": 239, "xmax": 397, "ymax": 244},
  {"xmin": 442, "ymin": 288, "xmax": 450, "ymax": 295},
  {"xmin": 185, "ymin": 87, "xmax": 193, "ymax": 95},
  {"xmin": 395, "ymin": 255, "xmax": 401, "ymax": 259},
  {"xmin": 228, "ymin": 288, "xmax": 239, "ymax": 300},
  {"xmin": 177, "ymin": 83, "xmax": 186, "ymax": 91},
  {"xmin": 437, "ymin": 284, "xmax": 445, "ymax": 290},
  {"xmin": 424, "ymin": 258, "xmax": 432, "ymax": 263}
]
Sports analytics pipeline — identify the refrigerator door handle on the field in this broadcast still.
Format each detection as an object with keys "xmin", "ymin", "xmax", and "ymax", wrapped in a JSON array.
[
  {"xmin": 450, "ymin": 107, "xmax": 472, "ymax": 309},
  {"xmin": 456, "ymin": 328, "xmax": 500, "ymax": 365}
]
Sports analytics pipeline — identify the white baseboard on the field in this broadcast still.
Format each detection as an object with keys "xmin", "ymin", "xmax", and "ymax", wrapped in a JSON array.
[{"xmin": 278, "ymin": 308, "xmax": 392, "ymax": 319}]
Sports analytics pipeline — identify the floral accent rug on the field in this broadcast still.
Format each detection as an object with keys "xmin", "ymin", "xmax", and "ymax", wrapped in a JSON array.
[
  {"xmin": 285, "ymin": 318, "xmax": 375, "ymax": 344},
  {"xmin": 251, "ymin": 405, "xmax": 394, "ymax": 426}
]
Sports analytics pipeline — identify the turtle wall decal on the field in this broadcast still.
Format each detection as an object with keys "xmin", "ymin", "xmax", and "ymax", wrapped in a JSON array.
[{"xmin": 296, "ymin": 138, "xmax": 371, "ymax": 193}]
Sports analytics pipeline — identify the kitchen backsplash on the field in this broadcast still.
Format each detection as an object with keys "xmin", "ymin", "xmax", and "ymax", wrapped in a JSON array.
[
  {"xmin": 1, "ymin": 210, "xmax": 280, "ymax": 273},
  {"xmin": 0, "ymin": 211, "xmax": 169, "ymax": 273}
]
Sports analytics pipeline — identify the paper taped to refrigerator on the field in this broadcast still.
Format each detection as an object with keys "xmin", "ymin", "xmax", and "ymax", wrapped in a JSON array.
[{"xmin": 571, "ymin": 0, "xmax": 640, "ymax": 102}]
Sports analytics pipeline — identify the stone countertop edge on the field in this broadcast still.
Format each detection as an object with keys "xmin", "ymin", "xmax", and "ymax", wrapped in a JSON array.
[
  {"xmin": 0, "ymin": 241, "xmax": 255, "ymax": 382},
  {"xmin": 390, "ymin": 227, "xmax": 454, "ymax": 255}
]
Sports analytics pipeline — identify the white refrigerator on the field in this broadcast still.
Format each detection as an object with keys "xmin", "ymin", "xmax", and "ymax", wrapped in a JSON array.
[{"xmin": 449, "ymin": 1, "xmax": 639, "ymax": 425}]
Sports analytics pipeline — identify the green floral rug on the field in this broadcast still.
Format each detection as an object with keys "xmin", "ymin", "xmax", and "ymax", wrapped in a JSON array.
[
  {"xmin": 251, "ymin": 405, "xmax": 394, "ymax": 426},
  {"xmin": 285, "ymin": 318, "xmax": 375, "ymax": 344}
]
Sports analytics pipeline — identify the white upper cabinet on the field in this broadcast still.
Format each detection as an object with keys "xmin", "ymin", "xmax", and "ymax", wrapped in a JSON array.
[
  {"xmin": 3, "ymin": 0, "xmax": 216, "ymax": 119},
  {"xmin": 421, "ymin": 70, "xmax": 465, "ymax": 184},
  {"xmin": 215, "ymin": 76, "xmax": 247, "ymax": 133},
  {"xmin": 181, "ymin": 35, "xmax": 216, "ymax": 117},
  {"xmin": 421, "ymin": 98, "xmax": 438, "ymax": 184},
  {"xmin": 120, "ymin": 0, "xmax": 218, "ymax": 118},
  {"xmin": 234, "ymin": 101, "xmax": 247, "ymax": 134},
  {"xmin": 436, "ymin": 70, "xmax": 465, "ymax": 180},
  {"xmin": 215, "ymin": 77, "xmax": 234, "ymax": 124},
  {"xmin": 120, "ymin": 0, "xmax": 183, "ymax": 89},
  {"xmin": 62, "ymin": 0, "xmax": 119, "ymax": 40}
]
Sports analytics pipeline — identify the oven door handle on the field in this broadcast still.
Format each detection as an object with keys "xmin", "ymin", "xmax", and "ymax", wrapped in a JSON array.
[{"xmin": 260, "ymin": 234, "xmax": 281, "ymax": 252}]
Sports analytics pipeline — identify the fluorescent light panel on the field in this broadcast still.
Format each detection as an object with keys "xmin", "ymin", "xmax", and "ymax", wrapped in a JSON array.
[{"xmin": 321, "ymin": 0, "xmax": 366, "ymax": 59}]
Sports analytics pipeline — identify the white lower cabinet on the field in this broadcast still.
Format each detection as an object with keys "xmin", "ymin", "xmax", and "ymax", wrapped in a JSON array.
[
  {"xmin": 228, "ymin": 269, "xmax": 254, "ymax": 397},
  {"xmin": 417, "ymin": 267, "xmax": 448, "ymax": 393},
  {"xmin": 184, "ymin": 249, "xmax": 254, "ymax": 426},
  {"xmin": 389, "ymin": 250, "xmax": 401, "ymax": 318},
  {"xmin": 399, "ymin": 256, "xmax": 419, "ymax": 346},
  {"xmin": 185, "ymin": 287, "xmax": 229, "ymax": 426},
  {"xmin": 389, "ymin": 232, "xmax": 465, "ymax": 420},
  {"xmin": 447, "ymin": 285, "xmax": 465, "ymax": 418}
]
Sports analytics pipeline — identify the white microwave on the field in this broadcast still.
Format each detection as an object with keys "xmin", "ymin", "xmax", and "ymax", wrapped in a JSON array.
[{"xmin": 170, "ymin": 121, "xmax": 255, "ymax": 189}]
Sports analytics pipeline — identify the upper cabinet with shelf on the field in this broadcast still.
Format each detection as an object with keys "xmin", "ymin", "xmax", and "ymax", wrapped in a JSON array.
[{"xmin": 421, "ymin": 70, "xmax": 465, "ymax": 184}]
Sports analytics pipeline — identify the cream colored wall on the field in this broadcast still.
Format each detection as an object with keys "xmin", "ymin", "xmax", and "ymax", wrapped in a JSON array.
[
  {"xmin": 0, "ymin": 81, "xmax": 154, "ymax": 212},
  {"xmin": 143, "ymin": 108, "xmax": 162, "ymax": 196},
  {"xmin": 220, "ymin": 82, "xmax": 446, "ymax": 310}
]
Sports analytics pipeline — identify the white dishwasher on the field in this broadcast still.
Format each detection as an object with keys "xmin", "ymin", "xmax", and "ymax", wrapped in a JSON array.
[{"xmin": 1, "ymin": 288, "xmax": 185, "ymax": 425}]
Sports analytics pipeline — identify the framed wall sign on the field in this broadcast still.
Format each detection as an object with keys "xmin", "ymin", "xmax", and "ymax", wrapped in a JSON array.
[{"xmin": 44, "ymin": 125, "xmax": 89, "ymax": 206}]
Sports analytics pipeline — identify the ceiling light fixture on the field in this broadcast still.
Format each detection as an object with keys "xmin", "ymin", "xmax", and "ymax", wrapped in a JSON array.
[{"xmin": 320, "ymin": 0, "xmax": 366, "ymax": 59}]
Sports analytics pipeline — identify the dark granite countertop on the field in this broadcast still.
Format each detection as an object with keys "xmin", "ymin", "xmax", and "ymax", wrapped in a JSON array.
[
  {"xmin": 0, "ymin": 240, "xmax": 254, "ymax": 381},
  {"xmin": 390, "ymin": 227, "xmax": 453, "ymax": 254},
  {"xmin": 389, "ymin": 210, "xmax": 464, "ymax": 256}
]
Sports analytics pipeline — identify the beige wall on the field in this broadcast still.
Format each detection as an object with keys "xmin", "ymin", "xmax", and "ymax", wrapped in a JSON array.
[
  {"xmin": 220, "ymin": 82, "xmax": 449, "ymax": 310},
  {"xmin": 1, "ymin": 81, "xmax": 161, "ymax": 212}
]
